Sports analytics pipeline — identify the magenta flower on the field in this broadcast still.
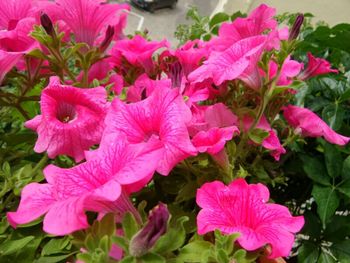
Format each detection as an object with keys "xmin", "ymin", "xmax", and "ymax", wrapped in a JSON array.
[
  {"xmin": 39, "ymin": 0, "xmax": 129, "ymax": 46},
  {"xmin": 283, "ymin": 105, "xmax": 350, "ymax": 145},
  {"xmin": 25, "ymin": 77, "xmax": 108, "ymax": 162},
  {"xmin": 210, "ymin": 4, "xmax": 276, "ymax": 51},
  {"xmin": 7, "ymin": 133, "xmax": 163, "ymax": 235},
  {"xmin": 0, "ymin": 17, "xmax": 38, "ymax": 53},
  {"xmin": 0, "ymin": 50, "xmax": 22, "ymax": 84},
  {"xmin": 110, "ymin": 35, "xmax": 169, "ymax": 73},
  {"xmin": 126, "ymin": 73, "xmax": 171, "ymax": 102},
  {"xmin": 103, "ymin": 87, "xmax": 197, "ymax": 175},
  {"xmin": 188, "ymin": 36, "xmax": 266, "ymax": 87},
  {"xmin": 192, "ymin": 127, "xmax": 239, "ymax": 155},
  {"xmin": 269, "ymin": 56, "xmax": 303, "ymax": 86},
  {"xmin": 0, "ymin": 0, "xmax": 34, "ymax": 30},
  {"xmin": 243, "ymin": 115, "xmax": 286, "ymax": 161},
  {"xmin": 196, "ymin": 179, "xmax": 304, "ymax": 259},
  {"xmin": 299, "ymin": 52, "xmax": 338, "ymax": 80},
  {"xmin": 175, "ymin": 40, "xmax": 208, "ymax": 77}
]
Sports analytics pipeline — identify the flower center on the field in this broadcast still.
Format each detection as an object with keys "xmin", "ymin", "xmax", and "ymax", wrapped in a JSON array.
[{"xmin": 56, "ymin": 102, "xmax": 77, "ymax": 123}]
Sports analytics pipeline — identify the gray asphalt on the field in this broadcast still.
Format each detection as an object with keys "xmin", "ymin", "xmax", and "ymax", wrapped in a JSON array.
[{"xmin": 123, "ymin": 0, "xmax": 219, "ymax": 45}]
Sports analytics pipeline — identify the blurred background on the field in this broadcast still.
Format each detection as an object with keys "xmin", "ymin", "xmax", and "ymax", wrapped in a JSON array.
[{"xmin": 115, "ymin": 0, "xmax": 350, "ymax": 44}]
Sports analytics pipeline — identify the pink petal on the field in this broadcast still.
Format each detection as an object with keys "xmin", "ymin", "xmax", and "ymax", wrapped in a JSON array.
[{"xmin": 7, "ymin": 183, "xmax": 55, "ymax": 227}]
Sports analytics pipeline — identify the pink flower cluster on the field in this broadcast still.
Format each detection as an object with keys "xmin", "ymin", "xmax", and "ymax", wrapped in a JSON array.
[{"xmin": 3, "ymin": 1, "xmax": 348, "ymax": 260}]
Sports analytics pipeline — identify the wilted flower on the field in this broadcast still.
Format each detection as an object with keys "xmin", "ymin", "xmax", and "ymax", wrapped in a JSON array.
[
  {"xmin": 283, "ymin": 105, "xmax": 350, "ymax": 145},
  {"xmin": 299, "ymin": 52, "xmax": 338, "ymax": 80}
]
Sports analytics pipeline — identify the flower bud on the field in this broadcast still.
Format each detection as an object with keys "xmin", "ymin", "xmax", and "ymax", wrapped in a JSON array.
[
  {"xmin": 288, "ymin": 14, "xmax": 304, "ymax": 41},
  {"xmin": 99, "ymin": 25, "xmax": 115, "ymax": 53},
  {"xmin": 40, "ymin": 13, "xmax": 54, "ymax": 37},
  {"xmin": 129, "ymin": 203, "xmax": 169, "ymax": 257}
]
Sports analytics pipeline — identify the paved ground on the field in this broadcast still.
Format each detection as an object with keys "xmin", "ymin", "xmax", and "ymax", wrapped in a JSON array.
[{"xmin": 122, "ymin": 0, "xmax": 219, "ymax": 45}]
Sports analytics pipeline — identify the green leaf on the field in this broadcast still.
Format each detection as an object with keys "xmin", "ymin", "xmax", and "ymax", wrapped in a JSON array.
[
  {"xmin": 111, "ymin": 236, "xmax": 128, "ymax": 252},
  {"xmin": 41, "ymin": 236, "xmax": 72, "ymax": 256},
  {"xmin": 324, "ymin": 215, "xmax": 350, "ymax": 242},
  {"xmin": 122, "ymin": 212, "xmax": 140, "ymax": 240},
  {"xmin": 337, "ymin": 179, "xmax": 350, "ymax": 198},
  {"xmin": 248, "ymin": 128, "xmax": 269, "ymax": 145},
  {"xmin": 323, "ymin": 143, "xmax": 342, "ymax": 178},
  {"xmin": 0, "ymin": 236, "xmax": 35, "ymax": 256},
  {"xmin": 312, "ymin": 185, "xmax": 340, "ymax": 227},
  {"xmin": 209, "ymin": 12, "xmax": 230, "ymax": 29},
  {"xmin": 330, "ymin": 240, "xmax": 350, "ymax": 262},
  {"xmin": 98, "ymin": 213, "xmax": 115, "ymax": 237},
  {"xmin": 302, "ymin": 155, "xmax": 330, "ymax": 186},
  {"xmin": 177, "ymin": 241, "xmax": 214, "ymax": 263},
  {"xmin": 297, "ymin": 242, "xmax": 320, "ymax": 263},
  {"xmin": 140, "ymin": 252, "xmax": 166, "ymax": 263},
  {"xmin": 322, "ymin": 103, "xmax": 344, "ymax": 131},
  {"xmin": 119, "ymin": 256, "xmax": 137, "ymax": 263},
  {"xmin": 341, "ymin": 156, "xmax": 350, "ymax": 179},
  {"xmin": 36, "ymin": 252, "xmax": 77, "ymax": 263},
  {"xmin": 152, "ymin": 216, "xmax": 188, "ymax": 254},
  {"xmin": 318, "ymin": 251, "xmax": 337, "ymax": 263}
]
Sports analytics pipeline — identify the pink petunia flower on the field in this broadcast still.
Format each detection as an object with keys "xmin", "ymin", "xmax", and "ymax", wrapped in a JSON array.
[
  {"xmin": 268, "ymin": 56, "xmax": 303, "ymax": 86},
  {"xmin": 283, "ymin": 105, "xmax": 350, "ymax": 145},
  {"xmin": 39, "ymin": 0, "xmax": 129, "ymax": 46},
  {"xmin": 243, "ymin": 115, "xmax": 286, "ymax": 161},
  {"xmin": 188, "ymin": 36, "xmax": 267, "ymax": 87},
  {"xmin": 7, "ymin": 133, "xmax": 163, "ymax": 235},
  {"xmin": 0, "ymin": 17, "xmax": 38, "ymax": 50},
  {"xmin": 209, "ymin": 4, "xmax": 277, "ymax": 51},
  {"xmin": 25, "ymin": 77, "xmax": 108, "ymax": 162},
  {"xmin": 192, "ymin": 127, "xmax": 239, "ymax": 155},
  {"xmin": 110, "ymin": 35, "xmax": 169, "ymax": 74},
  {"xmin": 0, "ymin": 50, "xmax": 22, "ymax": 84},
  {"xmin": 196, "ymin": 179, "xmax": 304, "ymax": 259},
  {"xmin": 126, "ymin": 73, "xmax": 171, "ymax": 102},
  {"xmin": 103, "ymin": 87, "xmax": 197, "ymax": 175},
  {"xmin": 299, "ymin": 52, "xmax": 338, "ymax": 80},
  {"xmin": 0, "ymin": 0, "xmax": 34, "ymax": 30}
]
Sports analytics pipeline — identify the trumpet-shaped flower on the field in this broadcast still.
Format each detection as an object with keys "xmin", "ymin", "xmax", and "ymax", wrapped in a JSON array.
[
  {"xmin": 196, "ymin": 179, "xmax": 304, "ymax": 259},
  {"xmin": 0, "ymin": 17, "xmax": 38, "ymax": 53},
  {"xmin": 210, "ymin": 4, "xmax": 277, "ymax": 51},
  {"xmin": 299, "ymin": 52, "xmax": 338, "ymax": 80},
  {"xmin": 188, "ymin": 36, "xmax": 266, "ymax": 86},
  {"xmin": 25, "ymin": 77, "xmax": 108, "ymax": 162},
  {"xmin": 283, "ymin": 105, "xmax": 350, "ymax": 145},
  {"xmin": 126, "ymin": 73, "xmax": 171, "ymax": 102},
  {"xmin": 39, "ymin": 0, "xmax": 129, "ymax": 46},
  {"xmin": 110, "ymin": 35, "xmax": 169, "ymax": 73},
  {"xmin": 192, "ymin": 126, "xmax": 239, "ymax": 154},
  {"xmin": 103, "ymin": 87, "xmax": 197, "ymax": 175},
  {"xmin": 0, "ymin": 0, "xmax": 34, "ymax": 30},
  {"xmin": 7, "ymin": 133, "xmax": 163, "ymax": 235}
]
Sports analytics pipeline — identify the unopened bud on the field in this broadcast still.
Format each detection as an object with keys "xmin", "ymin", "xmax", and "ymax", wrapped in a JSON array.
[
  {"xmin": 100, "ymin": 25, "xmax": 115, "ymax": 53},
  {"xmin": 129, "ymin": 203, "xmax": 169, "ymax": 257},
  {"xmin": 40, "ymin": 13, "xmax": 54, "ymax": 36},
  {"xmin": 288, "ymin": 14, "xmax": 304, "ymax": 41}
]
